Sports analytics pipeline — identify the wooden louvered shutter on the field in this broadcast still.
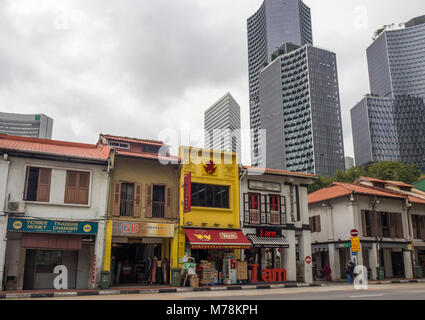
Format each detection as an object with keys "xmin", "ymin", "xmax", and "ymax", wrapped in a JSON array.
[
  {"xmin": 309, "ymin": 217, "xmax": 314, "ymax": 232},
  {"xmin": 112, "ymin": 182, "xmax": 121, "ymax": 217},
  {"xmin": 389, "ymin": 213, "xmax": 397, "ymax": 238},
  {"xmin": 78, "ymin": 172, "xmax": 90, "ymax": 205},
  {"xmin": 36, "ymin": 168, "xmax": 51, "ymax": 202},
  {"xmin": 420, "ymin": 216, "xmax": 425, "ymax": 240},
  {"xmin": 146, "ymin": 184, "xmax": 153, "ymax": 218},
  {"xmin": 165, "ymin": 186, "xmax": 172, "ymax": 218},
  {"xmin": 65, "ymin": 171, "xmax": 77, "ymax": 203},
  {"xmin": 316, "ymin": 216, "xmax": 321, "ymax": 233},
  {"xmin": 370, "ymin": 211, "xmax": 378, "ymax": 237},
  {"xmin": 361, "ymin": 211, "xmax": 367, "ymax": 237},
  {"xmin": 24, "ymin": 166, "xmax": 30, "ymax": 200},
  {"xmin": 133, "ymin": 184, "xmax": 142, "ymax": 218},
  {"xmin": 412, "ymin": 215, "xmax": 418, "ymax": 239},
  {"xmin": 396, "ymin": 214, "xmax": 404, "ymax": 239}
]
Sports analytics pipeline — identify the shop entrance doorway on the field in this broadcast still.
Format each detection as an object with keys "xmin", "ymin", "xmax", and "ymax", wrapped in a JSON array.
[
  {"xmin": 23, "ymin": 250, "xmax": 78, "ymax": 290},
  {"xmin": 111, "ymin": 243, "xmax": 168, "ymax": 286},
  {"xmin": 391, "ymin": 251, "xmax": 405, "ymax": 278}
]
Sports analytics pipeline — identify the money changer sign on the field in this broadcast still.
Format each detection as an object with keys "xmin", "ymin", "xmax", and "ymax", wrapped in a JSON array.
[{"xmin": 7, "ymin": 218, "xmax": 98, "ymax": 235}]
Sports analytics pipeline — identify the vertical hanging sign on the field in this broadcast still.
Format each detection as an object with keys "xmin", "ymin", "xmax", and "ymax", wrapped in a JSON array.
[
  {"xmin": 184, "ymin": 172, "xmax": 192, "ymax": 213},
  {"xmin": 92, "ymin": 254, "xmax": 96, "ymax": 288}
]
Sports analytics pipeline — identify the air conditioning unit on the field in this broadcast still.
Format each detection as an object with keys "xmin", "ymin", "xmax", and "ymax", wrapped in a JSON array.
[{"xmin": 7, "ymin": 202, "xmax": 26, "ymax": 214}]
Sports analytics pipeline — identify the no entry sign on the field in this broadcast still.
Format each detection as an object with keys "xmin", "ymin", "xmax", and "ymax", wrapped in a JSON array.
[
  {"xmin": 350, "ymin": 229, "xmax": 359, "ymax": 237},
  {"xmin": 305, "ymin": 256, "xmax": 312, "ymax": 264}
]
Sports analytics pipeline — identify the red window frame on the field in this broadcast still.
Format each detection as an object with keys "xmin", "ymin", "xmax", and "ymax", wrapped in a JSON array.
[
  {"xmin": 269, "ymin": 195, "xmax": 280, "ymax": 212},
  {"xmin": 248, "ymin": 193, "xmax": 260, "ymax": 210}
]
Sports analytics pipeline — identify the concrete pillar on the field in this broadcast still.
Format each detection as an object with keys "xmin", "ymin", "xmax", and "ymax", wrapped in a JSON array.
[
  {"xmin": 369, "ymin": 245, "xmax": 378, "ymax": 280},
  {"xmin": 0, "ymin": 216, "xmax": 7, "ymax": 291},
  {"xmin": 328, "ymin": 243, "xmax": 341, "ymax": 280},
  {"xmin": 403, "ymin": 250, "xmax": 413, "ymax": 279},
  {"xmin": 383, "ymin": 249, "xmax": 393, "ymax": 278},
  {"xmin": 299, "ymin": 230, "xmax": 312, "ymax": 283},
  {"xmin": 93, "ymin": 220, "xmax": 107, "ymax": 288},
  {"xmin": 325, "ymin": 206, "xmax": 334, "ymax": 240},
  {"xmin": 282, "ymin": 229, "xmax": 296, "ymax": 281}
]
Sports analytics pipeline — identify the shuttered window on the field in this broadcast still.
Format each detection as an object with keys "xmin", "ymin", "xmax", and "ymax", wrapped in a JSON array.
[
  {"xmin": 64, "ymin": 171, "xmax": 90, "ymax": 205},
  {"xmin": 24, "ymin": 167, "xmax": 52, "ymax": 202},
  {"xmin": 310, "ymin": 216, "xmax": 321, "ymax": 233}
]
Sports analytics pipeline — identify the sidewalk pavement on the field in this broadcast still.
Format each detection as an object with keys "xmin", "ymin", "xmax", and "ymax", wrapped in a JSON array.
[
  {"xmin": 3, "ymin": 279, "xmax": 425, "ymax": 299},
  {"xmin": 0, "ymin": 282, "xmax": 323, "ymax": 299}
]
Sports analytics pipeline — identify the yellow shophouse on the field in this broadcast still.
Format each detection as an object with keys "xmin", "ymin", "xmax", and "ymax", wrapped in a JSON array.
[{"xmin": 170, "ymin": 146, "xmax": 251, "ymax": 285}]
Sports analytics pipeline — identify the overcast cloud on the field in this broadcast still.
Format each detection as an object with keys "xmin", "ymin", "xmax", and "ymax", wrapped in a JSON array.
[{"xmin": 0, "ymin": 0, "xmax": 424, "ymax": 164}]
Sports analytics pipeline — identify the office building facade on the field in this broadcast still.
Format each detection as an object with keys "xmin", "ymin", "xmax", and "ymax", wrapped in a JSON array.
[
  {"xmin": 259, "ymin": 44, "xmax": 345, "ymax": 177},
  {"xmin": 352, "ymin": 16, "xmax": 425, "ymax": 171},
  {"xmin": 0, "ymin": 112, "xmax": 53, "ymax": 139},
  {"xmin": 247, "ymin": 0, "xmax": 313, "ymax": 166},
  {"xmin": 204, "ymin": 93, "xmax": 241, "ymax": 161}
]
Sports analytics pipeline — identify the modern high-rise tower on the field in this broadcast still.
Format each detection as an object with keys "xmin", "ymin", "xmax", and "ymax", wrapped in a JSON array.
[
  {"xmin": 204, "ymin": 93, "xmax": 241, "ymax": 162},
  {"xmin": 247, "ymin": 0, "xmax": 313, "ymax": 166},
  {"xmin": 0, "ymin": 112, "xmax": 53, "ymax": 139},
  {"xmin": 351, "ymin": 16, "xmax": 425, "ymax": 171},
  {"xmin": 258, "ymin": 44, "xmax": 345, "ymax": 176}
]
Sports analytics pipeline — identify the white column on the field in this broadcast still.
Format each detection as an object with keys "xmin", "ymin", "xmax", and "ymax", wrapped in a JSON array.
[
  {"xmin": 403, "ymin": 250, "xmax": 413, "ymax": 279},
  {"xmin": 325, "ymin": 206, "xmax": 335, "ymax": 240},
  {"xmin": 328, "ymin": 243, "xmax": 341, "ymax": 280},
  {"xmin": 93, "ymin": 220, "xmax": 106, "ymax": 288},
  {"xmin": 299, "ymin": 230, "xmax": 312, "ymax": 283},
  {"xmin": 282, "ymin": 229, "xmax": 296, "ymax": 281},
  {"xmin": 0, "ymin": 216, "xmax": 7, "ymax": 291},
  {"xmin": 383, "ymin": 249, "xmax": 393, "ymax": 278},
  {"xmin": 369, "ymin": 245, "xmax": 378, "ymax": 280}
]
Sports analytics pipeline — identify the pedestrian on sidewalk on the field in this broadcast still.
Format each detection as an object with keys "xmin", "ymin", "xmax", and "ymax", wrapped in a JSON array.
[
  {"xmin": 345, "ymin": 261, "xmax": 352, "ymax": 284},
  {"xmin": 323, "ymin": 264, "xmax": 332, "ymax": 282}
]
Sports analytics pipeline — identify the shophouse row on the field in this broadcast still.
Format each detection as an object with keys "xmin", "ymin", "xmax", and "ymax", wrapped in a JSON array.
[{"xmin": 0, "ymin": 133, "xmax": 316, "ymax": 291}]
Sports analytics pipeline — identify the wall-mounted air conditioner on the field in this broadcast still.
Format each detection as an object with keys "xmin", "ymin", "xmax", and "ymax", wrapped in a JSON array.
[{"xmin": 7, "ymin": 202, "xmax": 26, "ymax": 214}]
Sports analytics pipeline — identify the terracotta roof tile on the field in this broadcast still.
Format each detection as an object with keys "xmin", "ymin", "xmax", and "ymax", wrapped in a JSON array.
[
  {"xmin": 243, "ymin": 166, "xmax": 317, "ymax": 178},
  {"xmin": 386, "ymin": 181, "xmax": 414, "ymax": 188},
  {"xmin": 100, "ymin": 134, "xmax": 165, "ymax": 146},
  {"xmin": 408, "ymin": 195, "xmax": 425, "ymax": 205},
  {"xmin": 308, "ymin": 181, "xmax": 406, "ymax": 204},
  {"xmin": 0, "ymin": 134, "xmax": 110, "ymax": 162},
  {"xmin": 359, "ymin": 176, "xmax": 387, "ymax": 184},
  {"xmin": 115, "ymin": 149, "xmax": 179, "ymax": 163}
]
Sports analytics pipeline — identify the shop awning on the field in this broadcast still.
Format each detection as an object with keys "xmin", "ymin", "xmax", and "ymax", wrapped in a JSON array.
[
  {"xmin": 247, "ymin": 234, "xmax": 289, "ymax": 248},
  {"xmin": 184, "ymin": 228, "xmax": 252, "ymax": 249}
]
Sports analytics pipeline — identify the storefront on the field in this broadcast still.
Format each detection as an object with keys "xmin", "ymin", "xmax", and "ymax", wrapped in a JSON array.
[
  {"xmin": 243, "ymin": 227, "xmax": 289, "ymax": 282},
  {"xmin": 5, "ymin": 217, "xmax": 98, "ymax": 290},
  {"xmin": 109, "ymin": 220, "xmax": 174, "ymax": 286},
  {"xmin": 182, "ymin": 228, "xmax": 251, "ymax": 285}
]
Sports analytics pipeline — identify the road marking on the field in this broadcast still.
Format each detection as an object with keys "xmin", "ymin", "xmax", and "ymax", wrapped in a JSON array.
[{"xmin": 349, "ymin": 294, "xmax": 384, "ymax": 298}]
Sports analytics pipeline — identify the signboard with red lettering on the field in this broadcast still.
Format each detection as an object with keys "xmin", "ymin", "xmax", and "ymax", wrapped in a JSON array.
[
  {"xmin": 305, "ymin": 256, "xmax": 312, "ymax": 264},
  {"xmin": 184, "ymin": 172, "xmax": 192, "ymax": 213},
  {"xmin": 256, "ymin": 227, "xmax": 282, "ymax": 238}
]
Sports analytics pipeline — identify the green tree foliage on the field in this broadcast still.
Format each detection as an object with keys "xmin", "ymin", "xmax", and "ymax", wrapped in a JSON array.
[{"xmin": 308, "ymin": 161, "xmax": 421, "ymax": 194}]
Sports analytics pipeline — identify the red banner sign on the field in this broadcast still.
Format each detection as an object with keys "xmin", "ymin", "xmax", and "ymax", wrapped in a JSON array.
[{"xmin": 184, "ymin": 172, "xmax": 191, "ymax": 213}]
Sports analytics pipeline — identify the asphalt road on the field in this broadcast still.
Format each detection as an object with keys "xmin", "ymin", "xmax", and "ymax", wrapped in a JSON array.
[{"xmin": 13, "ymin": 282, "xmax": 425, "ymax": 300}]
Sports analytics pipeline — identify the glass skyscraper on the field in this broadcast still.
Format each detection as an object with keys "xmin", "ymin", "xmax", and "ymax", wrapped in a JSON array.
[
  {"xmin": 259, "ymin": 44, "xmax": 345, "ymax": 176},
  {"xmin": 247, "ymin": 0, "xmax": 312, "ymax": 167},
  {"xmin": 352, "ymin": 16, "xmax": 425, "ymax": 171}
]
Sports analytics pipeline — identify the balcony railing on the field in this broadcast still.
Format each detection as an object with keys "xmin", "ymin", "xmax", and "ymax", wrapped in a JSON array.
[{"xmin": 152, "ymin": 201, "xmax": 165, "ymax": 218}]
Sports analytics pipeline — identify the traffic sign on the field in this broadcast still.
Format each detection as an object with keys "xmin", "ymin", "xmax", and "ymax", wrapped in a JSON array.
[
  {"xmin": 305, "ymin": 256, "xmax": 312, "ymax": 264},
  {"xmin": 351, "ymin": 237, "xmax": 361, "ymax": 252},
  {"xmin": 350, "ymin": 229, "xmax": 359, "ymax": 237}
]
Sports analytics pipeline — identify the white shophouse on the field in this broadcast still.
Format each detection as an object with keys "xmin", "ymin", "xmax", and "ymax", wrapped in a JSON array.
[
  {"xmin": 0, "ymin": 134, "xmax": 111, "ymax": 291},
  {"xmin": 240, "ymin": 166, "xmax": 316, "ymax": 283},
  {"xmin": 308, "ymin": 177, "xmax": 425, "ymax": 281}
]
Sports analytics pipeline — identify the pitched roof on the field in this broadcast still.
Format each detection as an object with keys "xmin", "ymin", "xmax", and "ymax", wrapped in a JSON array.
[
  {"xmin": 358, "ymin": 176, "xmax": 387, "ymax": 184},
  {"xmin": 100, "ymin": 134, "xmax": 165, "ymax": 146},
  {"xmin": 308, "ymin": 182, "xmax": 406, "ymax": 204},
  {"xmin": 243, "ymin": 166, "xmax": 317, "ymax": 178},
  {"xmin": 408, "ymin": 195, "xmax": 425, "ymax": 205},
  {"xmin": 386, "ymin": 181, "xmax": 414, "ymax": 188},
  {"xmin": 115, "ymin": 149, "xmax": 180, "ymax": 163},
  {"xmin": 0, "ymin": 134, "xmax": 110, "ymax": 162}
]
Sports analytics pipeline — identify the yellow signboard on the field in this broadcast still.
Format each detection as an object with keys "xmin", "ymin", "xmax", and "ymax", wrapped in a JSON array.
[
  {"xmin": 351, "ymin": 237, "xmax": 361, "ymax": 252},
  {"xmin": 112, "ymin": 221, "xmax": 175, "ymax": 238}
]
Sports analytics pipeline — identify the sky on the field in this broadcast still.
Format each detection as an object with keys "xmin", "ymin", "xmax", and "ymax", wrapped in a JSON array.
[{"xmin": 0, "ymin": 0, "xmax": 424, "ymax": 165}]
